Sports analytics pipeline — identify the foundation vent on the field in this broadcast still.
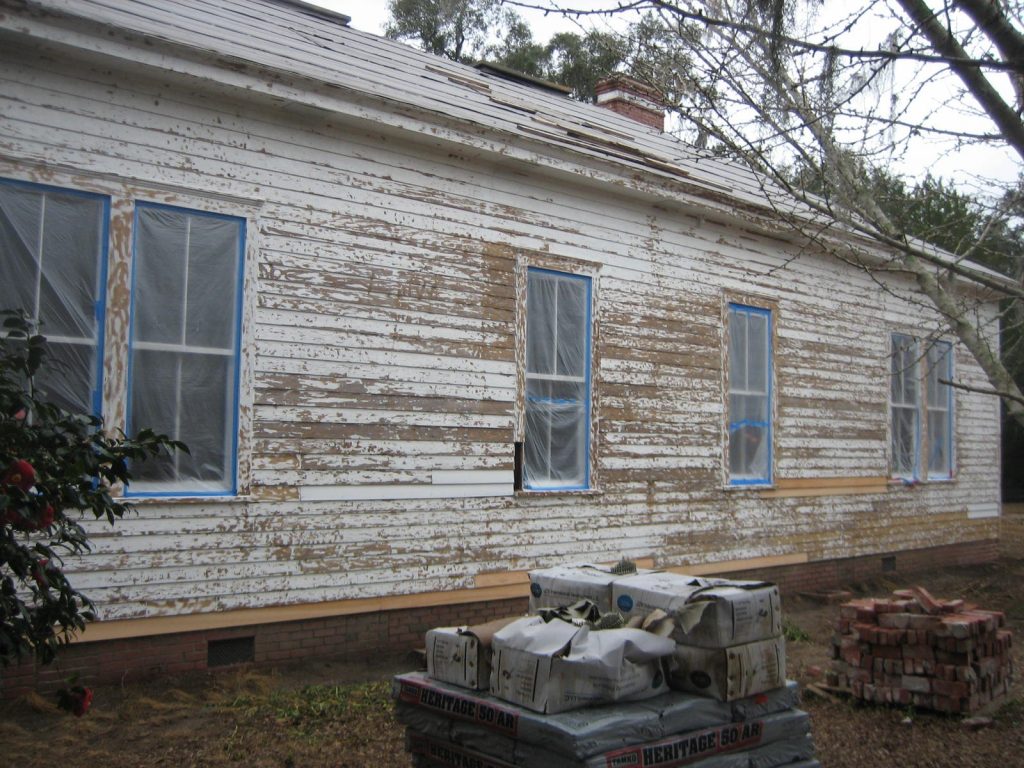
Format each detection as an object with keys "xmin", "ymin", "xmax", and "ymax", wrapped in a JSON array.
[{"xmin": 207, "ymin": 636, "xmax": 255, "ymax": 668}]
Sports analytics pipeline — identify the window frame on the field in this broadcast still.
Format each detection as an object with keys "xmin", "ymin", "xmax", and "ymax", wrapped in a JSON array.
[
  {"xmin": 724, "ymin": 301, "xmax": 775, "ymax": 487},
  {"xmin": 125, "ymin": 201, "xmax": 247, "ymax": 498},
  {"xmin": 889, "ymin": 333, "xmax": 955, "ymax": 482},
  {"xmin": 0, "ymin": 177, "xmax": 110, "ymax": 418},
  {"xmin": 515, "ymin": 255, "xmax": 600, "ymax": 495}
]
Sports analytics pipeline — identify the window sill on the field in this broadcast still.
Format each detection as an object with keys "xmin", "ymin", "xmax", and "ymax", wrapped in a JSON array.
[
  {"xmin": 118, "ymin": 494, "xmax": 253, "ymax": 505},
  {"xmin": 515, "ymin": 488, "xmax": 603, "ymax": 498},
  {"xmin": 888, "ymin": 477, "xmax": 956, "ymax": 487},
  {"xmin": 723, "ymin": 482, "xmax": 774, "ymax": 491}
]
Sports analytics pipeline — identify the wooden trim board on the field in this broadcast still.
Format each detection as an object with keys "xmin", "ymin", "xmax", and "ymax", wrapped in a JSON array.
[
  {"xmin": 760, "ymin": 476, "xmax": 889, "ymax": 499},
  {"xmin": 74, "ymin": 554, "xmax": 801, "ymax": 644}
]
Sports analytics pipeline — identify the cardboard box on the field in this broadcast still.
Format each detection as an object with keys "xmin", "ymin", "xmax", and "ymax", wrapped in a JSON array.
[
  {"xmin": 670, "ymin": 636, "xmax": 787, "ymax": 701},
  {"xmin": 426, "ymin": 617, "xmax": 520, "ymax": 690},
  {"xmin": 489, "ymin": 616, "xmax": 674, "ymax": 714},
  {"xmin": 528, "ymin": 564, "xmax": 655, "ymax": 614},
  {"xmin": 612, "ymin": 572, "xmax": 782, "ymax": 648}
]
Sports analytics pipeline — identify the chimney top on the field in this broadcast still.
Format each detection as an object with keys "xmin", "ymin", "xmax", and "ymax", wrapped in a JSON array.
[{"xmin": 594, "ymin": 74, "xmax": 665, "ymax": 132}]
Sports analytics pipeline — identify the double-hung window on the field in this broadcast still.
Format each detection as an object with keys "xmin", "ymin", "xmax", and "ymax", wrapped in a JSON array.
[
  {"xmin": 523, "ymin": 267, "xmax": 592, "ymax": 490},
  {"xmin": 889, "ymin": 334, "xmax": 954, "ymax": 481},
  {"xmin": 128, "ymin": 203, "xmax": 245, "ymax": 495},
  {"xmin": 727, "ymin": 303, "xmax": 772, "ymax": 485},
  {"xmin": 0, "ymin": 180, "xmax": 108, "ymax": 416}
]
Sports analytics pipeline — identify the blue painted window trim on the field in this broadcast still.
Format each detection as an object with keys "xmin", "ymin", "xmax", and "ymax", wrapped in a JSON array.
[
  {"xmin": 728, "ymin": 303, "xmax": 773, "ymax": 486},
  {"xmin": 0, "ymin": 178, "xmax": 110, "ymax": 419},
  {"xmin": 125, "ymin": 202, "xmax": 245, "ymax": 498},
  {"xmin": 523, "ymin": 266, "xmax": 593, "ymax": 492}
]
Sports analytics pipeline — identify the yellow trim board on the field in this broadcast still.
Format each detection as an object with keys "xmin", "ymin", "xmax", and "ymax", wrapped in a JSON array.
[
  {"xmin": 72, "ymin": 583, "xmax": 530, "ymax": 644},
  {"xmin": 474, "ymin": 557, "xmax": 656, "ymax": 588},
  {"xmin": 668, "ymin": 552, "xmax": 809, "ymax": 576},
  {"xmin": 760, "ymin": 476, "xmax": 889, "ymax": 499},
  {"xmin": 74, "ymin": 554, "xmax": 794, "ymax": 645}
]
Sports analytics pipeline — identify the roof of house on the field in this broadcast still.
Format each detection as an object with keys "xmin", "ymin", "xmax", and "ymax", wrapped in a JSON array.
[{"xmin": 1, "ymin": 0, "xmax": 1014, "ymax": 291}]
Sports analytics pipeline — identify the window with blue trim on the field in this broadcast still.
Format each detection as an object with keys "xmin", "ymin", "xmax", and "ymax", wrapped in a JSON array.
[
  {"xmin": 523, "ymin": 268, "xmax": 592, "ymax": 490},
  {"xmin": 728, "ymin": 304, "xmax": 772, "ymax": 485},
  {"xmin": 0, "ymin": 179, "xmax": 108, "ymax": 417},
  {"xmin": 890, "ymin": 334, "xmax": 954, "ymax": 481},
  {"xmin": 127, "ymin": 204, "xmax": 244, "ymax": 495}
]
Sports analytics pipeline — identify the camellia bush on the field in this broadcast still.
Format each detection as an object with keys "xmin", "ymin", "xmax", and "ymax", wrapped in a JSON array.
[{"xmin": 1, "ymin": 311, "xmax": 185, "ymax": 669}]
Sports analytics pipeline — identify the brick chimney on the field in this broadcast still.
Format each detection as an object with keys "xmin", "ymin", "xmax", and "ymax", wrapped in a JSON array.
[{"xmin": 594, "ymin": 74, "xmax": 665, "ymax": 131}]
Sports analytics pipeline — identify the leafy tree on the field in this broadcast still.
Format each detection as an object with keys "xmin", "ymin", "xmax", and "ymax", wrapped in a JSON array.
[
  {"xmin": 1, "ymin": 311, "xmax": 184, "ymax": 665},
  {"xmin": 384, "ymin": 0, "xmax": 502, "ymax": 62},
  {"xmin": 545, "ymin": 30, "xmax": 628, "ymax": 100}
]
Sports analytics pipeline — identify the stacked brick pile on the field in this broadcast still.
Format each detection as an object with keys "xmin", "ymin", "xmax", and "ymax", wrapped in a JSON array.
[{"xmin": 827, "ymin": 586, "xmax": 1013, "ymax": 714}]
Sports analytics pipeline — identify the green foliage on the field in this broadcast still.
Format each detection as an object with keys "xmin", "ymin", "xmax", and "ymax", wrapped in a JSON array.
[
  {"xmin": 782, "ymin": 618, "xmax": 810, "ymax": 642},
  {"xmin": 385, "ymin": 0, "xmax": 688, "ymax": 103},
  {"xmin": 229, "ymin": 680, "xmax": 393, "ymax": 736},
  {"xmin": 0, "ymin": 311, "xmax": 185, "ymax": 666},
  {"xmin": 385, "ymin": 0, "xmax": 502, "ymax": 63}
]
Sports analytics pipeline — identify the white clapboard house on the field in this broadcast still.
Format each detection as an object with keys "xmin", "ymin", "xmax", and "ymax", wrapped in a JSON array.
[{"xmin": 0, "ymin": 0, "xmax": 1007, "ymax": 689}]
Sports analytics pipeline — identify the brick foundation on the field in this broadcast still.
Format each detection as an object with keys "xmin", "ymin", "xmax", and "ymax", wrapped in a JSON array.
[{"xmin": 0, "ymin": 539, "xmax": 998, "ymax": 699}]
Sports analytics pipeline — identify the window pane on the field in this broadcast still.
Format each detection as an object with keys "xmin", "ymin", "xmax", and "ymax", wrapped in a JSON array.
[
  {"xmin": 928, "ymin": 411, "xmax": 950, "ymax": 475},
  {"xmin": 186, "ymin": 216, "xmax": 241, "ymax": 348},
  {"xmin": 38, "ymin": 193, "xmax": 103, "ymax": 339},
  {"xmin": 555, "ymin": 278, "xmax": 587, "ymax": 378},
  {"xmin": 129, "ymin": 205, "xmax": 243, "ymax": 494},
  {"xmin": 525, "ymin": 272, "xmax": 557, "ymax": 376},
  {"xmin": 134, "ymin": 207, "xmax": 188, "ymax": 344},
  {"xmin": 0, "ymin": 186, "xmax": 43, "ymax": 313},
  {"xmin": 892, "ymin": 405, "xmax": 917, "ymax": 477},
  {"xmin": 729, "ymin": 312, "xmax": 747, "ymax": 391},
  {"xmin": 34, "ymin": 340, "xmax": 97, "ymax": 416},
  {"xmin": 747, "ymin": 313, "xmax": 768, "ymax": 393}
]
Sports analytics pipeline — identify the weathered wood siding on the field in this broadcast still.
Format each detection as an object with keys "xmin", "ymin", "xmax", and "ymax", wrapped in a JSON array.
[{"xmin": 0, "ymin": 20, "xmax": 1000, "ymax": 623}]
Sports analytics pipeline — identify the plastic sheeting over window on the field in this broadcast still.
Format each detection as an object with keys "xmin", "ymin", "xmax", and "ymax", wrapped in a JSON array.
[
  {"xmin": 524, "ymin": 268, "xmax": 591, "ymax": 490},
  {"xmin": 728, "ymin": 304, "xmax": 771, "ymax": 484},
  {"xmin": 890, "ymin": 333, "xmax": 920, "ymax": 480},
  {"xmin": 0, "ymin": 180, "xmax": 107, "ymax": 416},
  {"xmin": 128, "ymin": 204, "xmax": 243, "ymax": 495},
  {"xmin": 926, "ymin": 341, "xmax": 953, "ymax": 478}
]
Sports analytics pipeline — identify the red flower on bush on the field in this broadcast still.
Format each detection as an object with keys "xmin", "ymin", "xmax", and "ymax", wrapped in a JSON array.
[
  {"xmin": 57, "ymin": 685, "xmax": 93, "ymax": 717},
  {"xmin": 2, "ymin": 459, "xmax": 35, "ymax": 491},
  {"xmin": 32, "ymin": 558, "xmax": 51, "ymax": 587},
  {"xmin": 35, "ymin": 504, "xmax": 55, "ymax": 530}
]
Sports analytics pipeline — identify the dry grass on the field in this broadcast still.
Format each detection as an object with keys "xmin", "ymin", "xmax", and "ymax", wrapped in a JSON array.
[{"xmin": 4, "ymin": 557, "xmax": 1024, "ymax": 767}]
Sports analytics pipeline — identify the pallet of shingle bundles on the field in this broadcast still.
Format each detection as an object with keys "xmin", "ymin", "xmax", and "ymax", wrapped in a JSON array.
[{"xmin": 394, "ymin": 670, "xmax": 815, "ymax": 768}]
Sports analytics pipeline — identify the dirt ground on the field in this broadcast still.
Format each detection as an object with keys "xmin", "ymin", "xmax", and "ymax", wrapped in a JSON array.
[{"xmin": 4, "ymin": 557, "xmax": 1024, "ymax": 768}]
